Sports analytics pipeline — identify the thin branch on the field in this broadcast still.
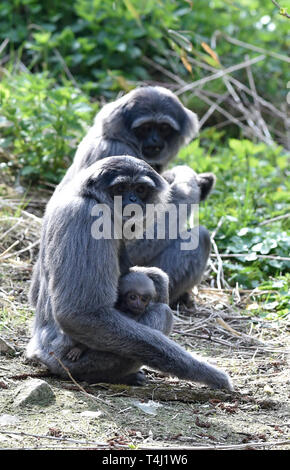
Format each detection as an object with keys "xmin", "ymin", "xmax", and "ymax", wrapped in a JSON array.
[
  {"xmin": 271, "ymin": 0, "xmax": 290, "ymax": 18},
  {"xmin": 199, "ymin": 93, "xmax": 229, "ymax": 128},
  {"xmin": 211, "ymin": 253, "xmax": 290, "ymax": 261},
  {"xmin": 53, "ymin": 48, "xmax": 80, "ymax": 89},
  {"xmin": 198, "ymin": 57, "xmax": 285, "ymax": 120},
  {"xmin": 245, "ymin": 54, "xmax": 273, "ymax": 142},
  {"xmin": 222, "ymin": 74, "xmax": 273, "ymax": 144},
  {"xmin": 0, "ymin": 430, "xmax": 126, "ymax": 449},
  {"xmin": 0, "ymin": 219, "xmax": 23, "ymax": 241},
  {"xmin": 210, "ymin": 216, "xmax": 225, "ymax": 241},
  {"xmin": 0, "ymin": 240, "xmax": 19, "ymax": 257},
  {"xmin": 168, "ymin": 51, "xmax": 287, "ymax": 119},
  {"xmin": 0, "ymin": 240, "xmax": 39, "ymax": 261},
  {"xmin": 214, "ymin": 31, "xmax": 290, "ymax": 63},
  {"xmin": 142, "ymin": 56, "xmax": 185, "ymax": 85},
  {"xmin": 175, "ymin": 55, "xmax": 265, "ymax": 96},
  {"xmin": 195, "ymin": 90, "xmax": 270, "ymax": 143},
  {"xmin": 259, "ymin": 213, "xmax": 289, "ymax": 226},
  {"xmin": 210, "ymin": 238, "xmax": 228, "ymax": 289},
  {"xmin": 0, "ymin": 38, "xmax": 9, "ymax": 55},
  {"xmin": 140, "ymin": 439, "xmax": 290, "ymax": 450},
  {"xmin": 50, "ymin": 352, "xmax": 110, "ymax": 408}
]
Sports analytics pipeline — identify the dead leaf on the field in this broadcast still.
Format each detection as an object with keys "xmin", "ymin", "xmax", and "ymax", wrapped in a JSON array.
[{"xmin": 201, "ymin": 42, "xmax": 220, "ymax": 66}]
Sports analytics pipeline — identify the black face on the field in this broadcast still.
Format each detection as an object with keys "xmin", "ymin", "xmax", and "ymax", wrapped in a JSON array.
[
  {"xmin": 108, "ymin": 181, "xmax": 150, "ymax": 207},
  {"xmin": 133, "ymin": 122, "xmax": 175, "ymax": 159},
  {"xmin": 125, "ymin": 291, "xmax": 151, "ymax": 315}
]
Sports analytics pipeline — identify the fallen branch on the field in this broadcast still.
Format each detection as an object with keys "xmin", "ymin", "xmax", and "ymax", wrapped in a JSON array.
[
  {"xmin": 0, "ymin": 430, "xmax": 126, "ymax": 449},
  {"xmin": 0, "ymin": 239, "xmax": 39, "ymax": 261},
  {"xmin": 177, "ymin": 52, "xmax": 286, "ymax": 120},
  {"xmin": 0, "ymin": 240, "xmax": 19, "ymax": 257},
  {"xmin": 50, "ymin": 352, "xmax": 110, "ymax": 408},
  {"xmin": 211, "ymin": 253, "xmax": 290, "ymax": 261},
  {"xmin": 245, "ymin": 54, "xmax": 273, "ymax": 142},
  {"xmin": 215, "ymin": 316, "xmax": 265, "ymax": 346},
  {"xmin": 140, "ymin": 439, "xmax": 290, "ymax": 450},
  {"xmin": 215, "ymin": 31, "xmax": 290, "ymax": 63},
  {"xmin": 194, "ymin": 90, "xmax": 272, "ymax": 144},
  {"xmin": 259, "ymin": 213, "xmax": 289, "ymax": 226}
]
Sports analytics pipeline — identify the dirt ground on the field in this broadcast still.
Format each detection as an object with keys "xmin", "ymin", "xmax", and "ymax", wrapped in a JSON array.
[
  {"xmin": 0, "ymin": 192, "xmax": 289, "ymax": 450},
  {"xmin": 0, "ymin": 291, "xmax": 289, "ymax": 450}
]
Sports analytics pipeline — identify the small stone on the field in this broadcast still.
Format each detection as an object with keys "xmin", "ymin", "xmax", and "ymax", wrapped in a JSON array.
[
  {"xmin": 0, "ymin": 337, "xmax": 16, "ymax": 355},
  {"xmin": 264, "ymin": 384, "xmax": 274, "ymax": 395},
  {"xmin": 80, "ymin": 410, "xmax": 103, "ymax": 418},
  {"xmin": 13, "ymin": 379, "xmax": 55, "ymax": 407},
  {"xmin": 0, "ymin": 414, "xmax": 20, "ymax": 426}
]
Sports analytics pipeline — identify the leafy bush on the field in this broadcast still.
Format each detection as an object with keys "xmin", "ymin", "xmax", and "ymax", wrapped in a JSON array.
[
  {"xmin": 0, "ymin": 0, "xmax": 288, "ymax": 102},
  {"xmin": 0, "ymin": 72, "xmax": 95, "ymax": 183},
  {"xmin": 177, "ymin": 135, "xmax": 290, "ymax": 289}
]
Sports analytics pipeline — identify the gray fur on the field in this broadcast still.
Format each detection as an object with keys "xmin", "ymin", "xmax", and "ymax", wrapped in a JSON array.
[
  {"xmin": 118, "ymin": 271, "xmax": 157, "ymax": 307},
  {"xmin": 29, "ymin": 87, "xmax": 212, "ymax": 309},
  {"xmin": 27, "ymin": 156, "xmax": 233, "ymax": 390},
  {"xmin": 127, "ymin": 166, "xmax": 216, "ymax": 302},
  {"xmin": 58, "ymin": 86, "xmax": 199, "ymax": 186},
  {"xmin": 121, "ymin": 268, "xmax": 173, "ymax": 337},
  {"xmin": 67, "ymin": 267, "xmax": 172, "ymax": 361}
]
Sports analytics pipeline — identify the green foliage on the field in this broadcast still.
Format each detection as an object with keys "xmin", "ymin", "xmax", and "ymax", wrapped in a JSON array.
[
  {"xmin": 0, "ymin": 72, "xmax": 95, "ymax": 183},
  {"xmin": 177, "ymin": 135, "xmax": 290, "ymax": 291},
  {"xmin": 0, "ymin": 0, "xmax": 288, "ymax": 101},
  {"xmin": 255, "ymin": 275, "xmax": 290, "ymax": 320},
  {"xmin": 0, "ymin": 1, "xmax": 288, "ymax": 313}
]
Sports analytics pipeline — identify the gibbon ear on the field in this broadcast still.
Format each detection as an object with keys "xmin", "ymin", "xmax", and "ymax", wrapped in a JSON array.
[{"xmin": 197, "ymin": 173, "xmax": 216, "ymax": 201}]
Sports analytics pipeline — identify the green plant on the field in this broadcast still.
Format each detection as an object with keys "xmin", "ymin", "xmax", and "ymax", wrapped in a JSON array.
[
  {"xmin": 0, "ymin": 72, "xmax": 95, "ymax": 183},
  {"xmin": 0, "ymin": 0, "xmax": 288, "ymax": 103},
  {"xmin": 176, "ymin": 135, "xmax": 290, "ymax": 289}
]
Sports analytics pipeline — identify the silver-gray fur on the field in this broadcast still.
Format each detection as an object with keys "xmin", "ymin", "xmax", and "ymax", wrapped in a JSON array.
[
  {"xmin": 27, "ymin": 156, "xmax": 233, "ymax": 390},
  {"xmin": 117, "ymin": 267, "xmax": 170, "ymax": 321},
  {"xmin": 126, "ymin": 167, "xmax": 216, "ymax": 302},
  {"xmin": 67, "ymin": 267, "xmax": 172, "ymax": 362},
  {"xmin": 58, "ymin": 86, "xmax": 199, "ymax": 185},
  {"xmin": 29, "ymin": 86, "xmax": 214, "ymax": 308}
]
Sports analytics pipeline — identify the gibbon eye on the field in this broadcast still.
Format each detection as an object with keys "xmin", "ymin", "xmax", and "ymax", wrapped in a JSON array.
[
  {"xmin": 141, "ymin": 296, "xmax": 149, "ymax": 304},
  {"xmin": 129, "ymin": 294, "xmax": 137, "ymax": 301},
  {"xmin": 141, "ymin": 123, "xmax": 151, "ymax": 132},
  {"xmin": 159, "ymin": 123, "xmax": 172, "ymax": 137},
  {"xmin": 135, "ymin": 184, "xmax": 148, "ymax": 199},
  {"xmin": 110, "ymin": 183, "xmax": 126, "ymax": 196},
  {"xmin": 134, "ymin": 123, "xmax": 152, "ymax": 139}
]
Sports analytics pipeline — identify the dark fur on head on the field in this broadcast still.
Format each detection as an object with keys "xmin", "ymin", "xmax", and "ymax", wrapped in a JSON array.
[
  {"xmin": 118, "ymin": 271, "xmax": 156, "ymax": 317},
  {"xmin": 119, "ymin": 271, "xmax": 156, "ymax": 298},
  {"xmin": 197, "ymin": 173, "xmax": 216, "ymax": 201},
  {"xmin": 64, "ymin": 86, "xmax": 199, "ymax": 178},
  {"xmin": 79, "ymin": 155, "xmax": 169, "ymax": 205},
  {"xmin": 46, "ymin": 156, "xmax": 170, "ymax": 220}
]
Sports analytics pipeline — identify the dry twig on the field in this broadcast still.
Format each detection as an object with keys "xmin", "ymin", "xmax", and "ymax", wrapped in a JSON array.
[
  {"xmin": 175, "ymin": 55, "xmax": 265, "ymax": 96},
  {"xmin": 140, "ymin": 439, "xmax": 290, "ymax": 450}
]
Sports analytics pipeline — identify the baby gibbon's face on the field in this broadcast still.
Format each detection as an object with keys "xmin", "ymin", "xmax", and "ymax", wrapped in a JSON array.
[{"xmin": 125, "ymin": 291, "xmax": 151, "ymax": 315}]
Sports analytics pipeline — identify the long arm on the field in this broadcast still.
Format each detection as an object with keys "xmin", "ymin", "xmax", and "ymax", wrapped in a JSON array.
[
  {"xmin": 139, "ymin": 303, "xmax": 173, "ymax": 336},
  {"xmin": 57, "ymin": 305, "xmax": 231, "ymax": 390},
  {"xmin": 46, "ymin": 198, "xmax": 232, "ymax": 390}
]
